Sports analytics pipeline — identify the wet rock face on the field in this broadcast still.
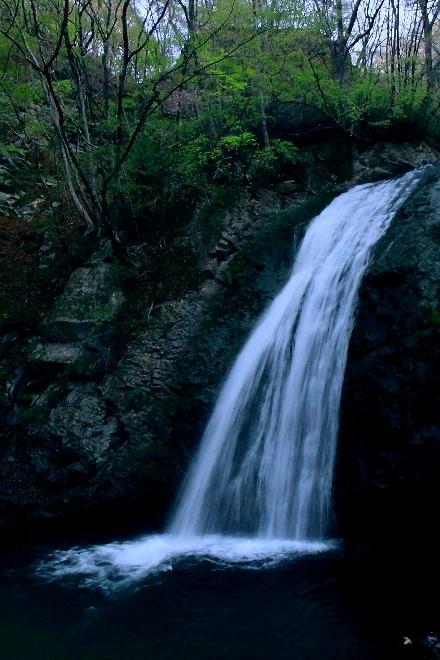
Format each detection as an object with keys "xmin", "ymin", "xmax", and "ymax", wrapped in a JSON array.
[{"xmin": 336, "ymin": 167, "xmax": 440, "ymax": 542}]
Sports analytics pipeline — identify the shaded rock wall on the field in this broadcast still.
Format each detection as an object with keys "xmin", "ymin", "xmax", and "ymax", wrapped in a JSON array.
[
  {"xmin": 0, "ymin": 138, "xmax": 439, "ymax": 541},
  {"xmin": 337, "ymin": 165, "xmax": 440, "ymax": 542},
  {"xmin": 0, "ymin": 183, "xmax": 330, "ymax": 535}
]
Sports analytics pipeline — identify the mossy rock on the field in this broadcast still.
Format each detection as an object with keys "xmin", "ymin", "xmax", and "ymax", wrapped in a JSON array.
[{"xmin": 42, "ymin": 264, "xmax": 124, "ymax": 342}]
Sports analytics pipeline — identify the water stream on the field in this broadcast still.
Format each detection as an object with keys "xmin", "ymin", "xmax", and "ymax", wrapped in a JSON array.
[
  {"xmin": 170, "ymin": 169, "xmax": 422, "ymax": 540},
  {"xmin": 38, "ymin": 169, "xmax": 423, "ymax": 590}
]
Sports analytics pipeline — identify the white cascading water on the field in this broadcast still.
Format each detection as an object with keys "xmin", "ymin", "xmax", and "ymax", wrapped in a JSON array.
[
  {"xmin": 169, "ymin": 168, "xmax": 423, "ymax": 541},
  {"xmin": 37, "ymin": 169, "xmax": 424, "ymax": 590}
]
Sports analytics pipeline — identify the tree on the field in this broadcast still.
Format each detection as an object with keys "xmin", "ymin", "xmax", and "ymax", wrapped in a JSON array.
[
  {"xmin": 0, "ymin": 0, "xmax": 261, "ymax": 257},
  {"xmin": 313, "ymin": 0, "xmax": 385, "ymax": 81}
]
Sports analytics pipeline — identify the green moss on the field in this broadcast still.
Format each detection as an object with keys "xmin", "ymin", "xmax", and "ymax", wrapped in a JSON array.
[
  {"xmin": 17, "ymin": 407, "xmax": 47, "ymax": 424},
  {"xmin": 197, "ymin": 187, "xmax": 241, "ymax": 246},
  {"xmin": 122, "ymin": 386, "xmax": 154, "ymax": 410},
  {"xmin": 419, "ymin": 306, "xmax": 440, "ymax": 328}
]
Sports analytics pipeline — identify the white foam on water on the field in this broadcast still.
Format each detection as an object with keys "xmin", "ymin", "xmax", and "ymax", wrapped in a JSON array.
[{"xmin": 37, "ymin": 534, "xmax": 334, "ymax": 591}]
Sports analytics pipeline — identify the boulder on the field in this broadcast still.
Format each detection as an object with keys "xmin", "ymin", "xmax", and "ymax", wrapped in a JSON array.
[{"xmin": 42, "ymin": 263, "xmax": 124, "ymax": 343}]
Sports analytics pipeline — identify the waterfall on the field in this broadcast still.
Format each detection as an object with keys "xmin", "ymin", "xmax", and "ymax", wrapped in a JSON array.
[
  {"xmin": 169, "ymin": 169, "xmax": 423, "ymax": 541},
  {"xmin": 37, "ymin": 169, "xmax": 424, "ymax": 589}
]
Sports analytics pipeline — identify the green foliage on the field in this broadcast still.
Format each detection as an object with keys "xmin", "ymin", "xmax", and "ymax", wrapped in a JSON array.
[
  {"xmin": 210, "ymin": 132, "xmax": 258, "ymax": 180},
  {"xmin": 249, "ymin": 140, "xmax": 300, "ymax": 179},
  {"xmin": 0, "ymin": 0, "xmax": 439, "ymax": 254},
  {"xmin": 197, "ymin": 187, "xmax": 241, "ymax": 245}
]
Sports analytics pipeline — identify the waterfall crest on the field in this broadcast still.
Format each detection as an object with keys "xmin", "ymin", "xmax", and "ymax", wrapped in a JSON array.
[{"xmin": 170, "ymin": 170, "xmax": 423, "ymax": 541}]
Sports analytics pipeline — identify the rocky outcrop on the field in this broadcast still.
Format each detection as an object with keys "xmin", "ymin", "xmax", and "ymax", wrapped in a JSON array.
[
  {"xmin": 336, "ymin": 165, "xmax": 440, "ymax": 542},
  {"xmin": 41, "ymin": 262, "xmax": 124, "ymax": 343},
  {"xmin": 30, "ymin": 259, "xmax": 124, "ymax": 367},
  {"xmin": 0, "ymin": 138, "xmax": 439, "ymax": 540},
  {"xmin": 0, "ymin": 181, "xmax": 327, "ymax": 534}
]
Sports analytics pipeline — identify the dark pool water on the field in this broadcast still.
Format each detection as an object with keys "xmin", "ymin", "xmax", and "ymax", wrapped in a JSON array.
[{"xmin": 0, "ymin": 540, "xmax": 439, "ymax": 660}]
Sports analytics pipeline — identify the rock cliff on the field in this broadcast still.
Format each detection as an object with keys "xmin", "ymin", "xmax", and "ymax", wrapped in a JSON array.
[
  {"xmin": 0, "ymin": 139, "xmax": 438, "ymax": 541},
  {"xmin": 337, "ymin": 164, "xmax": 440, "ymax": 542}
]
